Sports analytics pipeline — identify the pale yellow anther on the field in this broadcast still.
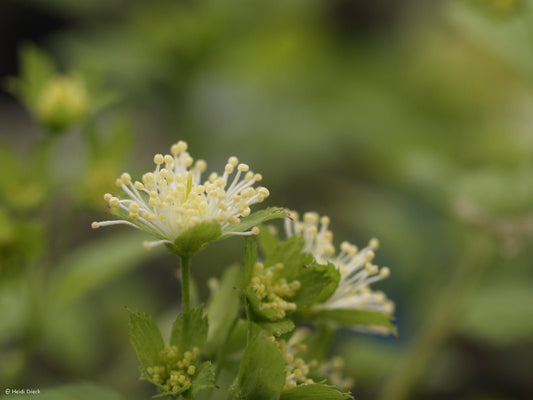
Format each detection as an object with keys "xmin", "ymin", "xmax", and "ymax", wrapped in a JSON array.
[
  {"xmin": 129, "ymin": 203, "xmax": 140, "ymax": 213},
  {"xmin": 164, "ymin": 154, "xmax": 174, "ymax": 165},
  {"xmin": 369, "ymin": 237, "xmax": 379, "ymax": 250},
  {"xmin": 365, "ymin": 250, "xmax": 375, "ymax": 261},
  {"xmin": 245, "ymin": 171, "xmax": 254, "ymax": 181},
  {"xmin": 187, "ymin": 366, "xmax": 196, "ymax": 375},
  {"xmin": 195, "ymin": 160, "xmax": 207, "ymax": 172},
  {"xmin": 109, "ymin": 197, "xmax": 120, "ymax": 207},
  {"xmin": 380, "ymin": 267, "xmax": 390, "ymax": 278},
  {"xmin": 258, "ymin": 187, "xmax": 270, "ymax": 197},
  {"xmin": 225, "ymin": 163, "xmax": 234, "ymax": 174},
  {"xmin": 134, "ymin": 181, "xmax": 144, "ymax": 190},
  {"xmin": 365, "ymin": 263, "xmax": 379, "ymax": 275},
  {"xmin": 304, "ymin": 212, "xmax": 319, "ymax": 224},
  {"xmin": 91, "ymin": 222, "xmax": 100, "ymax": 229},
  {"xmin": 251, "ymin": 226, "xmax": 260, "ymax": 235},
  {"xmin": 320, "ymin": 216, "xmax": 330, "ymax": 226},
  {"xmin": 104, "ymin": 193, "xmax": 112, "ymax": 201},
  {"xmin": 237, "ymin": 163, "xmax": 249, "ymax": 172},
  {"xmin": 228, "ymin": 156, "xmax": 238, "ymax": 166},
  {"xmin": 115, "ymin": 178, "xmax": 123, "ymax": 187},
  {"xmin": 121, "ymin": 173, "xmax": 131, "ymax": 184},
  {"xmin": 254, "ymin": 173, "xmax": 262, "ymax": 181},
  {"xmin": 154, "ymin": 154, "xmax": 164, "ymax": 165}
]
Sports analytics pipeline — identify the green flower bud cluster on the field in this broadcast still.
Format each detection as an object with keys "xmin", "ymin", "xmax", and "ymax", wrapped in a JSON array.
[
  {"xmin": 275, "ymin": 335, "xmax": 316, "ymax": 390},
  {"xmin": 251, "ymin": 262, "xmax": 301, "ymax": 319},
  {"xmin": 147, "ymin": 345, "xmax": 200, "ymax": 394}
]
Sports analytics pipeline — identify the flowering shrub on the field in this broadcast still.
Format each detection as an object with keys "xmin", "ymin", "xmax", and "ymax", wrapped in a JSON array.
[{"xmin": 93, "ymin": 140, "xmax": 396, "ymax": 400}]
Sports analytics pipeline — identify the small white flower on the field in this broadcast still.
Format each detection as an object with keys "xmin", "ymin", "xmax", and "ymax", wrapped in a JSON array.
[
  {"xmin": 285, "ymin": 211, "xmax": 394, "ymax": 316},
  {"xmin": 92, "ymin": 141, "xmax": 268, "ymax": 249}
]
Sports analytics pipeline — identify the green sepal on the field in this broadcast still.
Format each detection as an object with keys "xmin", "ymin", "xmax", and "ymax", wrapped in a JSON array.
[
  {"xmin": 205, "ymin": 266, "xmax": 240, "ymax": 356},
  {"xmin": 128, "ymin": 310, "xmax": 165, "ymax": 370},
  {"xmin": 280, "ymin": 383, "xmax": 353, "ymax": 400},
  {"xmin": 300, "ymin": 309, "xmax": 397, "ymax": 336},
  {"xmin": 229, "ymin": 324, "xmax": 286, "ymax": 400},
  {"xmin": 221, "ymin": 207, "xmax": 288, "ymax": 236},
  {"xmin": 170, "ymin": 306, "xmax": 209, "ymax": 356},
  {"xmin": 168, "ymin": 222, "xmax": 222, "ymax": 258}
]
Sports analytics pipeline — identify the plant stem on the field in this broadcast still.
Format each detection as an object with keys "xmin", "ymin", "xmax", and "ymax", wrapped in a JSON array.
[{"xmin": 181, "ymin": 256, "xmax": 191, "ymax": 312}]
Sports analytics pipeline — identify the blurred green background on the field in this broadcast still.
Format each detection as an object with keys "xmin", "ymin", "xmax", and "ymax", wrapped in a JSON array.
[{"xmin": 1, "ymin": 0, "xmax": 532, "ymax": 399}]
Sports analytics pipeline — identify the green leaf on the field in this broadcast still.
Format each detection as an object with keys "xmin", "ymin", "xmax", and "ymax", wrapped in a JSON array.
[
  {"xmin": 221, "ymin": 207, "xmax": 288, "ymax": 235},
  {"xmin": 170, "ymin": 222, "xmax": 222, "ymax": 258},
  {"xmin": 185, "ymin": 361, "xmax": 216, "ymax": 399},
  {"xmin": 258, "ymin": 226, "xmax": 281, "ymax": 258},
  {"xmin": 290, "ymin": 261, "xmax": 340, "ymax": 309},
  {"xmin": 1, "ymin": 383, "xmax": 125, "ymax": 400},
  {"xmin": 302, "ymin": 324, "xmax": 334, "ymax": 363},
  {"xmin": 229, "ymin": 325, "xmax": 286, "ymax": 400},
  {"xmin": 280, "ymin": 383, "xmax": 353, "ymax": 400},
  {"xmin": 128, "ymin": 311, "xmax": 165, "ymax": 370},
  {"xmin": 264, "ymin": 236, "xmax": 310, "ymax": 281},
  {"xmin": 302, "ymin": 309, "xmax": 397, "ymax": 336},
  {"xmin": 170, "ymin": 306, "xmax": 208, "ymax": 355},
  {"xmin": 258, "ymin": 319, "xmax": 295, "ymax": 336},
  {"xmin": 51, "ymin": 232, "xmax": 162, "ymax": 305},
  {"xmin": 241, "ymin": 236, "xmax": 258, "ymax": 289},
  {"xmin": 205, "ymin": 266, "xmax": 240, "ymax": 356}
]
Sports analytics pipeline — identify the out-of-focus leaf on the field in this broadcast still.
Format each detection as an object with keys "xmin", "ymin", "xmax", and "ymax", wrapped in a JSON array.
[
  {"xmin": 241, "ymin": 236, "xmax": 257, "ymax": 289},
  {"xmin": 170, "ymin": 306, "xmax": 208, "ymax": 355},
  {"xmin": 300, "ymin": 309, "xmax": 397, "ymax": 336},
  {"xmin": 258, "ymin": 225, "xmax": 281, "ymax": 258},
  {"xmin": 51, "ymin": 232, "xmax": 162, "ymax": 305},
  {"xmin": 205, "ymin": 266, "xmax": 240, "ymax": 356}
]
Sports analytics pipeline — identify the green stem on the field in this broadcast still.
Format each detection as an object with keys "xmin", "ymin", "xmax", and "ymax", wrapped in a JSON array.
[{"xmin": 181, "ymin": 256, "xmax": 191, "ymax": 312}]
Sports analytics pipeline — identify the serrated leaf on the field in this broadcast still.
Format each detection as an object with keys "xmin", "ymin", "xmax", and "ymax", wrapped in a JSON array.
[
  {"xmin": 264, "ymin": 236, "xmax": 310, "ymax": 281},
  {"xmin": 229, "ymin": 325, "xmax": 286, "ymax": 400},
  {"xmin": 303, "ymin": 309, "xmax": 397, "ymax": 336},
  {"xmin": 170, "ymin": 306, "xmax": 208, "ymax": 355},
  {"xmin": 280, "ymin": 383, "xmax": 353, "ymax": 400},
  {"xmin": 222, "ymin": 207, "xmax": 287, "ymax": 235},
  {"xmin": 128, "ymin": 311, "xmax": 165, "ymax": 370},
  {"xmin": 258, "ymin": 319, "xmax": 295, "ymax": 336},
  {"xmin": 3, "ymin": 382, "xmax": 125, "ymax": 400},
  {"xmin": 170, "ymin": 222, "xmax": 222, "ymax": 258},
  {"xmin": 185, "ymin": 361, "xmax": 216, "ymax": 399},
  {"xmin": 205, "ymin": 266, "xmax": 240, "ymax": 356},
  {"xmin": 290, "ymin": 261, "xmax": 340, "ymax": 309}
]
